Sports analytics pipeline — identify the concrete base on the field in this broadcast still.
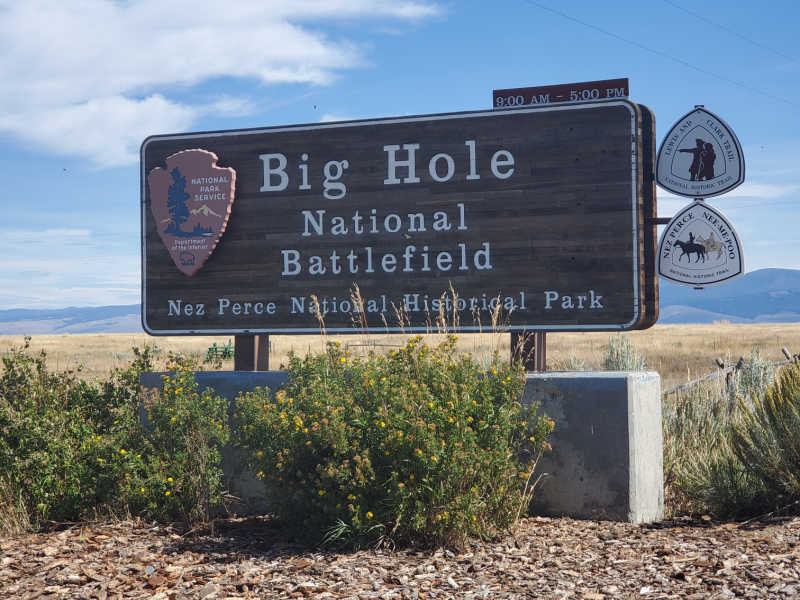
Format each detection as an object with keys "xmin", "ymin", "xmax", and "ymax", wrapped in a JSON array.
[
  {"xmin": 141, "ymin": 370, "xmax": 664, "ymax": 523},
  {"xmin": 521, "ymin": 371, "xmax": 664, "ymax": 524},
  {"xmin": 140, "ymin": 371, "xmax": 288, "ymax": 514}
]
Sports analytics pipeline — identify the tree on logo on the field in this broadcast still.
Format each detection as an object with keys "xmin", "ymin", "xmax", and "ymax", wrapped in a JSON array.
[{"xmin": 165, "ymin": 167, "xmax": 190, "ymax": 235}]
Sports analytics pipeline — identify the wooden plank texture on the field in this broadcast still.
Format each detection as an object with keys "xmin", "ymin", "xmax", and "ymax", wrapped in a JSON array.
[{"xmin": 142, "ymin": 102, "xmax": 648, "ymax": 334}]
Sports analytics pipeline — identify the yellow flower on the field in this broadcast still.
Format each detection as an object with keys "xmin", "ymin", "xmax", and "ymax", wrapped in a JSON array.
[
  {"xmin": 366, "ymin": 511, "xmax": 373, "ymax": 519},
  {"xmin": 165, "ymin": 490, "xmax": 171, "ymax": 496},
  {"xmin": 167, "ymin": 477, "xmax": 173, "ymax": 483},
  {"xmin": 96, "ymin": 457, "xmax": 104, "ymax": 463},
  {"xmin": 136, "ymin": 454, "xmax": 142, "ymax": 459},
  {"xmin": 472, "ymin": 515, "xmax": 477, "ymax": 521},
  {"xmin": 217, "ymin": 423, "xmax": 223, "ymax": 430},
  {"xmin": 381, "ymin": 377, "xmax": 387, "ymax": 383},
  {"xmin": 498, "ymin": 486, "xmax": 504, "ymax": 493},
  {"xmin": 140, "ymin": 487, "xmax": 145, "ymax": 493},
  {"xmin": 467, "ymin": 416, "xmax": 473, "ymax": 423},
  {"xmin": 170, "ymin": 416, "xmax": 177, "ymax": 423},
  {"xmin": 380, "ymin": 421, "xmax": 386, "ymax": 428},
  {"xmin": 428, "ymin": 402, "xmax": 434, "ymax": 409},
  {"xmin": 318, "ymin": 489, "xmax": 326, "ymax": 496},
  {"xmin": 119, "ymin": 449, "xmax": 126, "ymax": 455},
  {"xmin": 175, "ymin": 387, "xmax": 182, "ymax": 394},
  {"xmin": 256, "ymin": 450, "xmax": 264, "ymax": 458},
  {"xmin": 340, "ymin": 356, "xmax": 347, "ymax": 363},
  {"xmin": 347, "ymin": 493, "xmax": 356, "ymax": 500},
  {"xmin": 415, "ymin": 448, "xmax": 423, "ymax": 456},
  {"xmin": 256, "ymin": 471, "xmax": 264, "ymax": 479},
  {"xmin": 409, "ymin": 474, "xmax": 414, "ymax": 480},
  {"xmin": 430, "ymin": 455, "xmax": 437, "ymax": 462}
]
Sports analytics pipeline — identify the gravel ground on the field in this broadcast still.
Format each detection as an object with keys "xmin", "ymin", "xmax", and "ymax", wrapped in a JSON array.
[{"xmin": 2, "ymin": 515, "xmax": 799, "ymax": 599}]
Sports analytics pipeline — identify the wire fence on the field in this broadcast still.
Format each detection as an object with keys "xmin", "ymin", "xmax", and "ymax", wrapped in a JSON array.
[{"xmin": 663, "ymin": 347, "xmax": 800, "ymax": 397}]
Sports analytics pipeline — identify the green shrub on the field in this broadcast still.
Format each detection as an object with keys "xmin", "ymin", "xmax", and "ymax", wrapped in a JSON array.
[
  {"xmin": 0, "ymin": 342, "xmax": 229, "ymax": 532},
  {"xmin": 728, "ymin": 348, "xmax": 775, "ymax": 405},
  {"xmin": 663, "ymin": 356, "xmax": 797, "ymax": 519},
  {"xmin": 119, "ymin": 355, "xmax": 230, "ymax": 524},
  {"xmin": 236, "ymin": 335, "xmax": 553, "ymax": 549},
  {"xmin": 730, "ymin": 361, "xmax": 800, "ymax": 511},
  {"xmin": 0, "ymin": 339, "xmax": 107, "ymax": 526},
  {"xmin": 602, "ymin": 334, "xmax": 646, "ymax": 371}
]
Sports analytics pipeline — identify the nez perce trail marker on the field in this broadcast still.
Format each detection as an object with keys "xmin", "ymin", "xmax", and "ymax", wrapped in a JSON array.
[{"xmin": 142, "ymin": 100, "xmax": 656, "ymax": 339}]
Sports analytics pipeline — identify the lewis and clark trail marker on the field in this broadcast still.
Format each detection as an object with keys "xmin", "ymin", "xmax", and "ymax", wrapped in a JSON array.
[
  {"xmin": 142, "ymin": 100, "xmax": 657, "ymax": 336},
  {"xmin": 656, "ymin": 106, "xmax": 745, "ymax": 289}
]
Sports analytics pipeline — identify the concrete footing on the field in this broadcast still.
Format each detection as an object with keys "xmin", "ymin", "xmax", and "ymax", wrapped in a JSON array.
[
  {"xmin": 522, "ymin": 372, "xmax": 664, "ymax": 524},
  {"xmin": 140, "ymin": 370, "xmax": 663, "ymax": 523}
]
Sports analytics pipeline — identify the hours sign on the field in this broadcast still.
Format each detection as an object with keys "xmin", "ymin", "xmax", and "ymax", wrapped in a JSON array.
[{"xmin": 141, "ymin": 101, "xmax": 655, "ymax": 334}]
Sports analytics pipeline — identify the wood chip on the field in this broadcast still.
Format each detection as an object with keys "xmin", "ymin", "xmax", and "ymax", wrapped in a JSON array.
[{"xmin": 2, "ymin": 516, "xmax": 800, "ymax": 598}]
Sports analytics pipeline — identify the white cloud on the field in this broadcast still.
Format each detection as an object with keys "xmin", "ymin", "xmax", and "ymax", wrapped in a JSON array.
[
  {"xmin": 4, "ymin": 228, "xmax": 92, "ymax": 245},
  {"xmin": 0, "ymin": 227, "xmax": 140, "ymax": 308},
  {"xmin": 319, "ymin": 113, "xmax": 357, "ymax": 123},
  {"xmin": 0, "ymin": 0, "xmax": 440, "ymax": 167}
]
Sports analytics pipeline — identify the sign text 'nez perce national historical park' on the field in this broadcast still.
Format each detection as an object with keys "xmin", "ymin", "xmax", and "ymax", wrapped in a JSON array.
[{"xmin": 141, "ymin": 101, "xmax": 652, "ymax": 334}]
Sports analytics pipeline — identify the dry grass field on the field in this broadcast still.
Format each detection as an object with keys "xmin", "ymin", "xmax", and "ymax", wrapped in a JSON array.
[{"xmin": 3, "ymin": 323, "xmax": 800, "ymax": 390}]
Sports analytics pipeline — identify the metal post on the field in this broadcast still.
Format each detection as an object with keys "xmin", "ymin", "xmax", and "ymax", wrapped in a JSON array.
[
  {"xmin": 535, "ymin": 331, "xmax": 547, "ymax": 372},
  {"xmin": 234, "ymin": 335, "xmax": 255, "ymax": 371},
  {"xmin": 256, "ymin": 335, "xmax": 270, "ymax": 371},
  {"xmin": 234, "ymin": 335, "xmax": 270, "ymax": 371},
  {"xmin": 510, "ymin": 330, "xmax": 547, "ymax": 372}
]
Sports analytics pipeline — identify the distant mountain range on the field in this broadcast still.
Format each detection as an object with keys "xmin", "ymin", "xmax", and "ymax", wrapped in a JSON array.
[
  {"xmin": 0, "ymin": 305, "xmax": 142, "ymax": 334},
  {"xmin": 0, "ymin": 268, "xmax": 798, "ymax": 334},
  {"xmin": 658, "ymin": 268, "xmax": 800, "ymax": 324}
]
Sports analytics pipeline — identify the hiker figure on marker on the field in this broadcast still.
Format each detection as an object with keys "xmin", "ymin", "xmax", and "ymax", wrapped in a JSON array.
[
  {"xmin": 698, "ymin": 142, "xmax": 716, "ymax": 180},
  {"xmin": 679, "ymin": 138, "xmax": 706, "ymax": 181}
]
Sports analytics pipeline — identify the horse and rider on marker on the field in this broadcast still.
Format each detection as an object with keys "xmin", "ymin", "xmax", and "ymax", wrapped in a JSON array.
[{"xmin": 674, "ymin": 232, "xmax": 707, "ymax": 263}]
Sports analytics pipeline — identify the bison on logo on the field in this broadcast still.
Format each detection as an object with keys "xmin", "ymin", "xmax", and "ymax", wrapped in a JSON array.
[{"xmin": 148, "ymin": 149, "xmax": 236, "ymax": 276}]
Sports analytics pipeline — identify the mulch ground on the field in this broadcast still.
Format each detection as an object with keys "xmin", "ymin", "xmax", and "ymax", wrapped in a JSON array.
[{"xmin": 2, "ymin": 515, "xmax": 799, "ymax": 599}]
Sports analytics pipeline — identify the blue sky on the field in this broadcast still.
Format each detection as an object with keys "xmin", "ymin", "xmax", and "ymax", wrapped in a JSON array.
[{"xmin": 1, "ymin": 0, "xmax": 798, "ymax": 309}]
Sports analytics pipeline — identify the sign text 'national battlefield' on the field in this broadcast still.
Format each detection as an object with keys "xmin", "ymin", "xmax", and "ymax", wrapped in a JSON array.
[{"xmin": 141, "ymin": 101, "xmax": 653, "ymax": 334}]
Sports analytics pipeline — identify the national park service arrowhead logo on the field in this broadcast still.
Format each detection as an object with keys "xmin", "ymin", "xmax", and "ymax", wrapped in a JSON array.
[
  {"xmin": 656, "ymin": 107, "xmax": 745, "ymax": 199},
  {"xmin": 148, "ymin": 149, "xmax": 236, "ymax": 276},
  {"xmin": 657, "ymin": 200, "xmax": 744, "ymax": 288}
]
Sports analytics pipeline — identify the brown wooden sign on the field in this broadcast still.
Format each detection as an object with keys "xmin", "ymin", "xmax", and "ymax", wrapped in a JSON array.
[
  {"xmin": 493, "ymin": 78, "xmax": 629, "ymax": 108},
  {"xmin": 141, "ymin": 101, "xmax": 654, "ymax": 334}
]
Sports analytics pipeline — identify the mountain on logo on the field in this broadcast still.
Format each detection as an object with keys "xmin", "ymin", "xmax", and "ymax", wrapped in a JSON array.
[{"xmin": 191, "ymin": 204, "xmax": 222, "ymax": 218}]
